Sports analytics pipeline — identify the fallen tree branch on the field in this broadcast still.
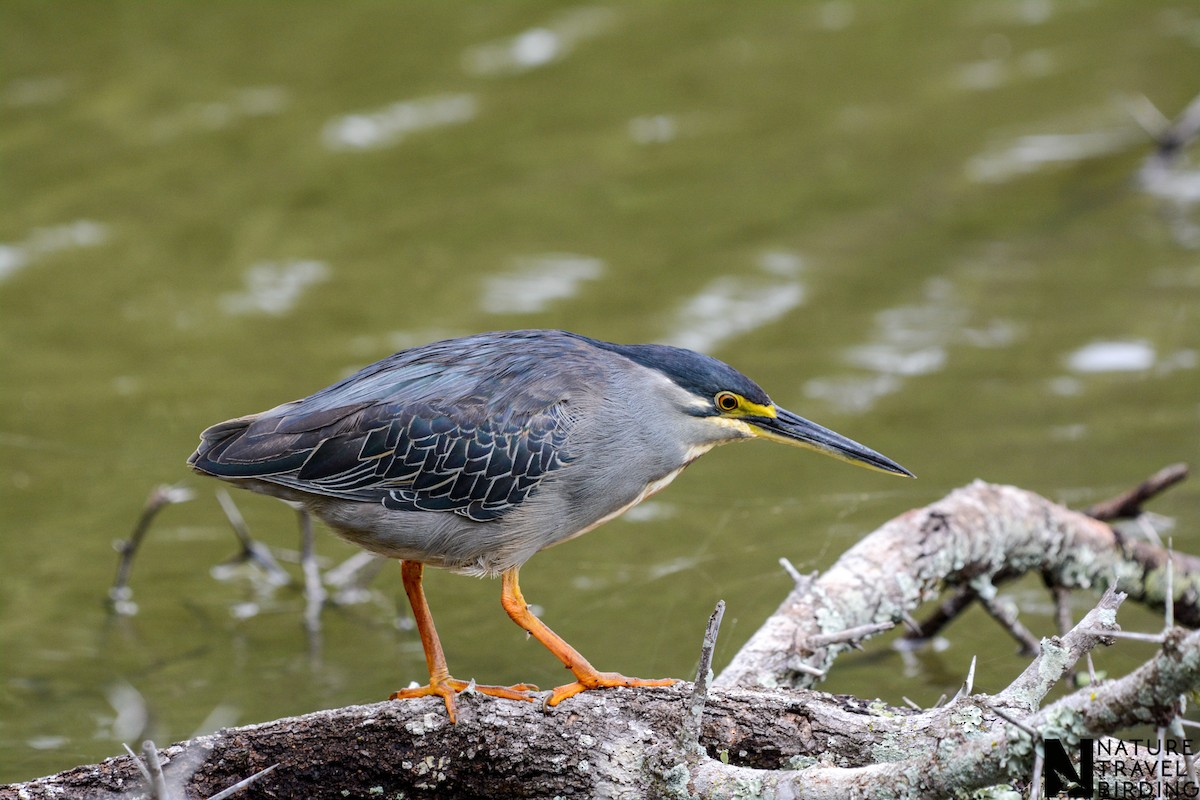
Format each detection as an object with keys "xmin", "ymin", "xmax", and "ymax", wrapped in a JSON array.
[
  {"xmin": 7, "ymin": 590, "xmax": 1193, "ymax": 800},
  {"xmin": 716, "ymin": 479, "xmax": 1200, "ymax": 690},
  {"xmin": 6, "ymin": 477, "xmax": 1198, "ymax": 799},
  {"xmin": 1084, "ymin": 462, "xmax": 1189, "ymax": 521}
]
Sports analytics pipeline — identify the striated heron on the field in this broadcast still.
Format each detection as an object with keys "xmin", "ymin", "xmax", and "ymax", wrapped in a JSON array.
[{"xmin": 189, "ymin": 329, "xmax": 911, "ymax": 721}]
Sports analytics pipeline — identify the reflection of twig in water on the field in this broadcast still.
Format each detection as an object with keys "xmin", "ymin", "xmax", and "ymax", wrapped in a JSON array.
[
  {"xmin": 108, "ymin": 484, "xmax": 195, "ymax": 615},
  {"xmin": 299, "ymin": 509, "xmax": 326, "ymax": 641},
  {"xmin": 324, "ymin": 550, "xmax": 387, "ymax": 604},
  {"xmin": 1132, "ymin": 92, "xmax": 1200, "ymax": 229}
]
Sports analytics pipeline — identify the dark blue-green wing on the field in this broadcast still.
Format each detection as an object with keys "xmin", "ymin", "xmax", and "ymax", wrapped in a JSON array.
[{"xmin": 188, "ymin": 335, "xmax": 583, "ymax": 521}]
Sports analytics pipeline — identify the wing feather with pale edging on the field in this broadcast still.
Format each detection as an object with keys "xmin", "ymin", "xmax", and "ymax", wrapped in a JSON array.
[{"xmin": 189, "ymin": 334, "xmax": 584, "ymax": 522}]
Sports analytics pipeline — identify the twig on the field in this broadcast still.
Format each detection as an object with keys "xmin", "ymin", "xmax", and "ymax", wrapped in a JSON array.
[
  {"xmin": 952, "ymin": 655, "xmax": 977, "ymax": 703},
  {"xmin": 682, "ymin": 600, "xmax": 725, "ymax": 751},
  {"xmin": 109, "ymin": 485, "xmax": 195, "ymax": 612},
  {"xmin": 299, "ymin": 510, "xmax": 325, "ymax": 638},
  {"xmin": 903, "ymin": 584, "xmax": 976, "ymax": 643},
  {"xmin": 985, "ymin": 701, "xmax": 1037, "ymax": 739},
  {"xmin": 215, "ymin": 490, "xmax": 291, "ymax": 586},
  {"xmin": 777, "ymin": 556, "xmax": 806, "ymax": 587},
  {"xmin": 122, "ymin": 742, "xmax": 152, "ymax": 783},
  {"xmin": 1126, "ymin": 94, "xmax": 1174, "ymax": 142},
  {"xmin": 1137, "ymin": 514, "xmax": 1164, "ymax": 548},
  {"xmin": 1083, "ymin": 463, "xmax": 1188, "ymax": 521},
  {"xmin": 898, "ymin": 611, "xmax": 922, "ymax": 636},
  {"xmin": 1051, "ymin": 585, "xmax": 1073, "ymax": 636},
  {"xmin": 1166, "ymin": 538, "xmax": 1175, "ymax": 629},
  {"xmin": 805, "ymin": 621, "xmax": 892, "ymax": 650},
  {"xmin": 206, "ymin": 763, "xmax": 278, "ymax": 800},
  {"xmin": 142, "ymin": 740, "xmax": 170, "ymax": 800},
  {"xmin": 1029, "ymin": 747, "xmax": 1044, "ymax": 800},
  {"xmin": 789, "ymin": 662, "xmax": 826, "ymax": 678},
  {"xmin": 1080, "ymin": 628, "xmax": 1165, "ymax": 644},
  {"xmin": 996, "ymin": 590, "xmax": 1124, "ymax": 707},
  {"xmin": 974, "ymin": 583, "xmax": 1041, "ymax": 657},
  {"xmin": 1154, "ymin": 92, "xmax": 1200, "ymax": 162}
]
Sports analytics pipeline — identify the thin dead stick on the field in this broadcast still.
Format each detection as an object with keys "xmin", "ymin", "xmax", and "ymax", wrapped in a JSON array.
[
  {"xmin": 1148, "ymin": 92, "xmax": 1200, "ymax": 161},
  {"xmin": 142, "ymin": 741, "xmax": 170, "ymax": 800},
  {"xmin": 975, "ymin": 585, "xmax": 1041, "ymax": 656},
  {"xmin": 1080, "ymin": 628, "xmax": 1164, "ymax": 644},
  {"xmin": 985, "ymin": 701, "xmax": 1038, "ymax": 739},
  {"xmin": 215, "ymin": 489, "xmax": 291, "ymax": 586},
  {"xmin": 904, "ymin": 584, "xmax": 976, "ymax": 642},
  {"xmin": 805, "ymin": 621, "xmax": 893, "ymax": 650},
  {"xmin": 206, "ymin": 763, "xmax": 278, "ymax": 800},
  {"xmin": 1166, "ymin": 538, "xmax": 1176, "ymax": 630},
  {"xmin": 1028, "ymin": 749, "xmax": 1044, "ymax": 800},
  {"xmin": 777, "ymin": 556, "xmax": 806, "ymax": 587},
  {"xmin": 299, "ymin": 510, "xmax": 325, "ymax": 638},
  {"xmin": 790, "ymin": 662, "xmax": 826, "ymax": 678},
  {"xmin": 122, "ymin": 743, "xmax": 152, "ymax": 783},
  {"xmin": 682, "ymin": 600, "xmax": 725, "ymax": 750},
  {"xmin": 109, "ymin": 485, "xmax": 195, "ymax": 609},
  {"xmin": 1051, "ymin": 585, "xmax": 1074, "ymax": 637},
  {"xmin": 952, "ymin": 656, "xmax": 978, "ymax": 704}
]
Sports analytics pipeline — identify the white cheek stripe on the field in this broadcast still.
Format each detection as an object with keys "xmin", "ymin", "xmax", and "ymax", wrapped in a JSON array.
[{"xmin": 703, "ymin": 416, "xmax": 756, "ymax": 437}]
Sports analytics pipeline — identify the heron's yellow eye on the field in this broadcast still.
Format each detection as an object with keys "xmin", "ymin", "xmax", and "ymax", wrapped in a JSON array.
[{"xmin": 715, "ymin": 391, "xmax": 740, "ymax": 413}]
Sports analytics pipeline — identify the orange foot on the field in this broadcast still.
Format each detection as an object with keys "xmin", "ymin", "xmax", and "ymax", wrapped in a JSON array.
[
  {"xmin": 546, "ymin": 671, "xmax": 678, "ymax": 707},
  {"xmin": 391, "ymin": 677, "xmax": 539, "ymax": 723}
]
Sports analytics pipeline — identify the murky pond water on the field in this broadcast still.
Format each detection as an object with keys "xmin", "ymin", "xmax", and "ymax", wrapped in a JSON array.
[{"xmin": 3, "ymin": 1, "xmax": 1200, "ymax": 783}]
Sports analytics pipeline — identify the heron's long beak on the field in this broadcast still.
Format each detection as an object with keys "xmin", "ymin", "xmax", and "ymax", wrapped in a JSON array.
[{"xmin": 749, "ymin": 407, "xmax": 914, "ymax": 477}]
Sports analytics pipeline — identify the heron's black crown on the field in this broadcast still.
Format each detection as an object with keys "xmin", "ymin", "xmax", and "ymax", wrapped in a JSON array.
[{"xmin": 571, "ymin": 334, "xmax": 773, "ymax": 412}]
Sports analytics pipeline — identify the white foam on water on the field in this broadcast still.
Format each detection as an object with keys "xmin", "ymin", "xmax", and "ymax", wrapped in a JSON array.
[
  {"xmin": 480, "ymin": 253, "xmax": 604, "ymax": 314},
  {"xmin": 322, "ymin": 93, "xmax": 477, "ymax": 151},
  {"xmin": 220, "ymin": 260, "xmax": 330, "ymax": 316}
]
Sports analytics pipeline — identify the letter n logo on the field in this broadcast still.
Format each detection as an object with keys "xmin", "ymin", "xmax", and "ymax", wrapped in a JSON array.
[{"xmin": 1044, "ymin": 738, "xmax": 1093, "ymax": 797}]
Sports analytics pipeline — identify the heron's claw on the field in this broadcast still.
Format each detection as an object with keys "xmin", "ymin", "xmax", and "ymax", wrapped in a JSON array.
[
  {"xmin": 544, "ymin": 671, "xmax": 678, "ymax": 708},
  {"xmin": 391, "ymin": 676, "xmax": 538, "ymax": 723}
]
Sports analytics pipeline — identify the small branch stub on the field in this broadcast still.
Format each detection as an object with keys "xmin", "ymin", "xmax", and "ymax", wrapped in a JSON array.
[{"xmin": 683, "ymin": 600, "xmax": 726, "ymax": 751}]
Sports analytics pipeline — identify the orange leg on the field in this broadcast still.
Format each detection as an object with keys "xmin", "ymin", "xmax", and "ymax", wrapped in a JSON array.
[
  {"xmin": 390, "ymin": 561, "xmax": 536, "ymax": 723},
  {"xmin": 500, "ymin": 566, "xmax": 677, "ymax": 708}
]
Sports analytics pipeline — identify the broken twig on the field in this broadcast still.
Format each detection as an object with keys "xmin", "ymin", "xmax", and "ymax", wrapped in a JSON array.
[
  {"xmin": 682, "ymin": 600, "xmax": 725, "ymax": 751},
  {"xmin": 1084, "ymin": 463, "xmax": 1188, "ymax": 521},
  {"xmin": 109, "ymin": 485, "xmax": 195, "ymax": 614}
]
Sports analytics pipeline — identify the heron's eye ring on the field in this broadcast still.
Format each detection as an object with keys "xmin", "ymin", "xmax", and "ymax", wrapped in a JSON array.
[{"xmin": 715, "ymin": 392, "xmax": 740, "ymax": 413}]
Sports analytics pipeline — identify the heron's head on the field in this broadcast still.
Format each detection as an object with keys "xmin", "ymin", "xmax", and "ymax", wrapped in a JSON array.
[{"xmin": 597, "ymin": 340, "xmax": 913, "ymax": 478}]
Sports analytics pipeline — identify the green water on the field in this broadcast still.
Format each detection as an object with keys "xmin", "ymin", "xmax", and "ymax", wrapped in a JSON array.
[{"xmin": 3, "ymin": 1, "xmax": 1199, "ymax": 783}]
